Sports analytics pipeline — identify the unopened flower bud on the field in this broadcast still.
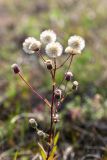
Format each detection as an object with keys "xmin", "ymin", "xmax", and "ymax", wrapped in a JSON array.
[
  {"xmin": 11, "ymin": 64, "xmax": 20, "ymax": 74},
  {"xmin": 54, "ymin": 89, "xmax": 62, "ymax": 99},
  {"xmin": 37, "ymin": 130, "xmax": 46, "ymax": 138},
  {"xmin": 45, "ymin": 59, "xmax": 53, "ymax": 70},
  {"xmin": 53, "ymin": 114, "xmax": 59, "ymax": 123},
  {"xmin": 65, "ymin": 71, "xmax": 73, "ymax": 81},
  {"xmin": 72, "ymin": 81, "xmax": 79, "ymax": 90},
  {"xmin": 29, "ymin": 118, "xmax": 37, "ymax": 129}
]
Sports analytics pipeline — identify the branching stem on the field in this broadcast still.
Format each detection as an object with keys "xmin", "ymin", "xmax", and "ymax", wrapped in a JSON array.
[
  {"xmin": 56, "ymin": 54, "xmax": 71, "ymax": 69},
  {"xmin": 58, "ymin": 54, "xmax": 74, "ymax": 88}
]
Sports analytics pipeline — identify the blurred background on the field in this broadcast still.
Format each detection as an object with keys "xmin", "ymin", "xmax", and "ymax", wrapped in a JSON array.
[{"xmin": 0, "ymin": 0, "xmax": 107, "ymax": 159}]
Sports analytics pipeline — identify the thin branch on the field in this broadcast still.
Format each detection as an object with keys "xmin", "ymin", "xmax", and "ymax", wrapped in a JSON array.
[
  {"xmin": 56, "ymin": 54, "xmax": 71, "ymax": 69},
  {"xmin": 18, "ymin": 73, "xmax": 51, "ymax": 108},
  {"xmin": 58, "ymin": 54, "xmax": 74, "ymax": 89},
  {"xmin": 36, "ymin": 51, "xmax": 46, "ymax": 62},
  {"xmin": 10, "ymin": 112, "xmax": 44, "ymax": 124},
  {"xmin": 63, "ymin": 81, "xmax": 68, "ymax": 96}
]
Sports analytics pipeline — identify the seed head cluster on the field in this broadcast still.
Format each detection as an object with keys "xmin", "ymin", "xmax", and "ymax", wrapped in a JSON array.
[{"xmin": 22, "ymin": 30, "xmax": 85, "ymax": 58}]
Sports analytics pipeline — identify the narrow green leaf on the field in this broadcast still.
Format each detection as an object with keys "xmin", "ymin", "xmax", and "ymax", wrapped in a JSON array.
[
  {"xmin": 38, "ymin": 143, "xmax": 47, "ymax": 160},
  {"xmin": 13, "ymin": 152, "xmax": 18, "ymax": 160},
  {"xmin": 54, "ymin": 132, "xmax": 59, "ymax": 146},
  {"xmin": 48, "ymin": 146, "xmax": 57, "ymax": 160}
]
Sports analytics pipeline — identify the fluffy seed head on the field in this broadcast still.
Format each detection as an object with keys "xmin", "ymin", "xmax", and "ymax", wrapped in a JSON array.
[
  {"xmin": 68, "ymin": 35, "xmax": 85, "ymax": 52},
  {"xmin": 65, "ymin": 46, "xmax": 73, "ymax": 54},
  {"xmin": 65, "ymin": 46, "xmax": 81, "ymax": 55},
  {"xmin": 23, "ymin": 37, "xmax": 41, "ymax": 54},
  {"xmin": 45, "ymin": 42, "xmax": 63, "ymax": 58},
  {"xmin": 65, "ymin": 71, "xmax": 73, "ymax": 81},
  {"xmin": 11, "ymin": 64, "xmax": 20, "ymax": 74},
  {"xmin": 40, "ymin": 30, "xmax": 56, "ymax": 45}
]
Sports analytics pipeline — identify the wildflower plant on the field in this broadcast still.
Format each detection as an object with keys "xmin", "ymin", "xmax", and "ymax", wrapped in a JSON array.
[{"xmin": 11, "ymin": 30, "xmax": 85, "ymax": 160}]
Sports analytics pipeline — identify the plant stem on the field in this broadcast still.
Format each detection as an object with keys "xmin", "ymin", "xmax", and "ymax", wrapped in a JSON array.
[
  {"xmin": 36, "ymin": 51, "xmax": 46, "ymax": 62},
  {"xmin": 56, "ymin": 54, "xmax": 71, "ymax": 69},
  {"xmin": 47, "ymin": 58, "xmax": 56, "ymax": 159},
  {"xmin": 50, "ymin": 58, "xmax": 56, "ymax": 140},
  {"xmin": 18, "ymin": 73, "xmax": 51, "ymax": 108},
  {"xmin": 58, "ymin": 54, "xmax": 74, "ymax": 88},
  {"xmin": 56, "ymin": 54, "xmax": 74, "ymax": 108}
]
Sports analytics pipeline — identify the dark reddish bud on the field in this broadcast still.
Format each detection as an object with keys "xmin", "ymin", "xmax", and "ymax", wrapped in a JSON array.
[
  {"xmin": 54, "ymin": 89, "xmax": 62, "ymax": 99},
  {"xmin": 45, "ymin": 59, "xmax": 53, "ymax": 70},
  {"xmin": 65, "ymin": 71, "xmax": 73, "ymax": 81},
  {"xmin": 11, "ymin": 64, "xmax": 20, "ymax": 74}
]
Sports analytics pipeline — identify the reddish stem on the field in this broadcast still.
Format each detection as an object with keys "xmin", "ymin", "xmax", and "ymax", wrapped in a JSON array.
[
  {"xmin": 47, "ymin": 58, "xmax": 56, "ymax": 159},
  {"xmin": 18, "ymin": 73, "xmax": 51, "ymax": 108}
]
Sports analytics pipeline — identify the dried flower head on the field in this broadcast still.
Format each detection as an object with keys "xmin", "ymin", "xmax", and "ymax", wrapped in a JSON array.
[
  {"xmin": 65, "ymin": 46, "xmax": 81, "ymax": 55},
  {"xmin": 54, "ymin": 89, "xmax": 62, "ymax": 99},
  {"xmin": 40, "ymin": 30, "xmax": 56, "ymax": 45},
  {"xmin": 45, "ymin": 59, "xmax": 53, "ymax": 70},
  {"xmin": 65, "ymin": 71, "xmax": 73, "ymax": 81},
  {"xmin": 23, "ymin": 37, "xmax": 41, "ymax": 54},
  {"xmin": 45, "ymin": 42, "xmax": 63, "ymax": 58},
  {"xmin": 68, "ymin": 35, "xmax": 85, "ymax": 52},
  {"xmin": 11, "ymin": 64, "xmax": 20, "ymax": 74}
]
